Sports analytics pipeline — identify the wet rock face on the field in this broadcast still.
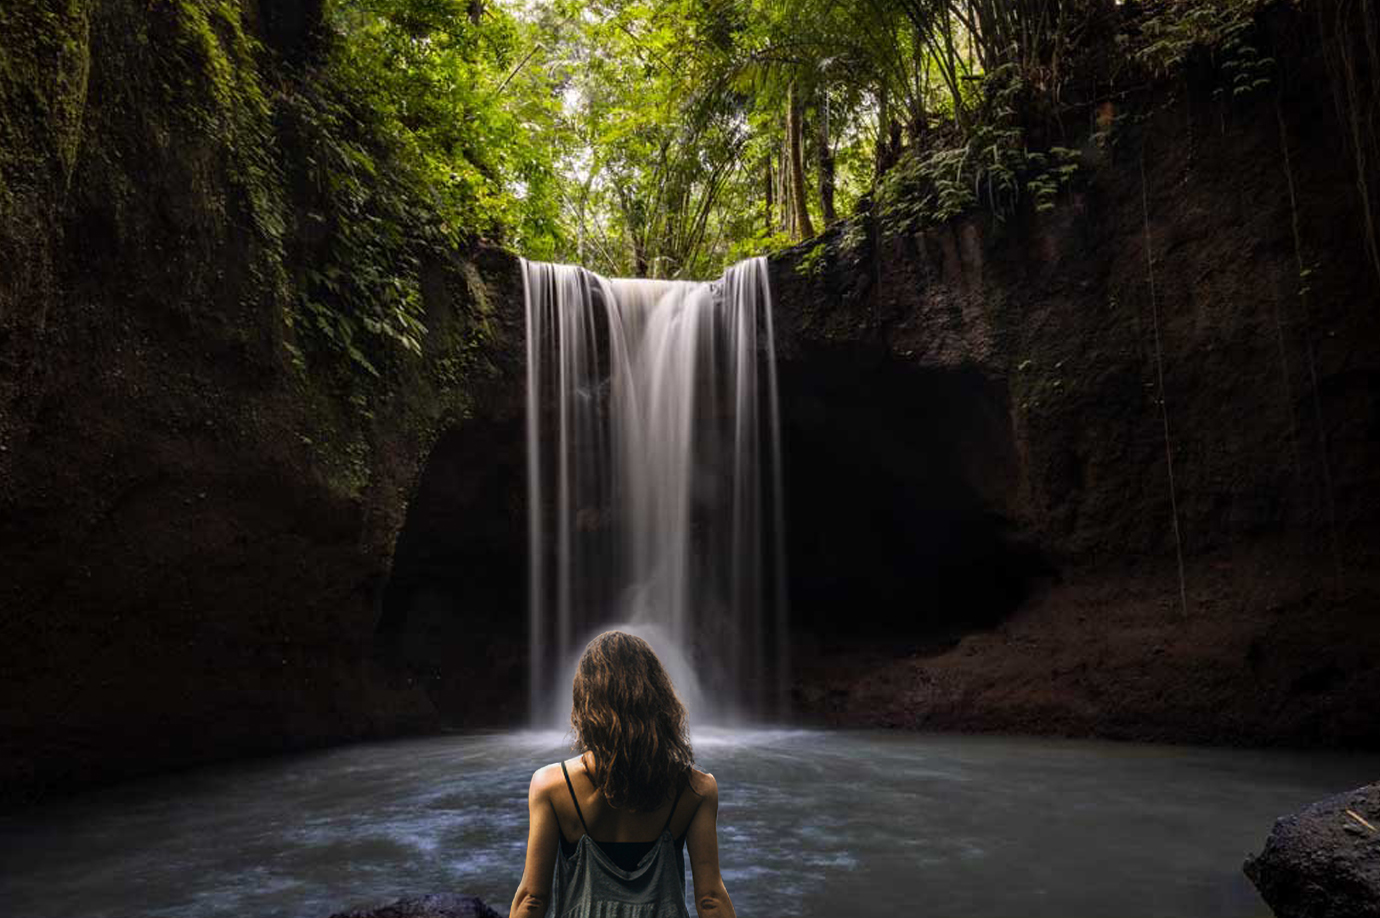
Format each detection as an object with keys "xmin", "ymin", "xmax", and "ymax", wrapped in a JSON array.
[
  {"xmin": 769, "ymin": 8, "xmax": 1380, "ymax": 746},
  {"xmin": 327, "ymin": 894, "xmax": 501, "ymax": 918},
  {"xmin": 0, "ymin": 0, "xmax": 531, "ymax": 806},
  {"xmin": 778, "ymin": 347, "xmax": 1053, "ymax": 649},
  {"xmin": 378, "ymin": 418, "xmax": 528, "ymax": 727},
  {"xmin": 1244, "ymin": 783, "xmax": 1380, "ymax": 918},
  {"xmin": 4, "ymin": 0, "xmax": 1380, "ymax": 812}
]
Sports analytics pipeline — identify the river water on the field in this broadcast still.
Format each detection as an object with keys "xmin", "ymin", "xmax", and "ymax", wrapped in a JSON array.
[{"xmin": 1, "ymin": 729, "xmax": 1375, "ymax": 918}]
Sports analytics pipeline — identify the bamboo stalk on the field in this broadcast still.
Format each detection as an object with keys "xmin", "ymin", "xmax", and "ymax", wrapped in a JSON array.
[{"xmin": 1345, "ymin": 809, "xmax": 1377, "ymax": 833}]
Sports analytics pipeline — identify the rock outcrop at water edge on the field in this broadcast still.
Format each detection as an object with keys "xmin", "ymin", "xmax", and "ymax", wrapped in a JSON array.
[
  {"xmin": 327, "ymin": 893, "xmax": 501, "ymax": 918},
  {"xmin": 1244, "ymin": 782, "xmax": 1380, "ymax": 918}
]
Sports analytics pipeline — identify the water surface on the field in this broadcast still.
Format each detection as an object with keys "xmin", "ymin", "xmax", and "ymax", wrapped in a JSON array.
[{"xmin": 1, "ymin": 729, "xmax": 1374, "ymax": 917}]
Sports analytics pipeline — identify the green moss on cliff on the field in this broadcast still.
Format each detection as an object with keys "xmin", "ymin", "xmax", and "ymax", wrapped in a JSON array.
[
  {"xmin": 0, "ymin": 1, "xmax": 91, "ymax": 198},
  {"xmin": 277, "ymin": 75, "xmax": 440, "ymax": 380},
  {"xmin": 140, "ymin": 0, "xmax": 289, "ymax": 307},
  {"xmin": 163, "ymin": 0, "xmax": 285, "ymax": 243},
  {"xmin": 0, "ymin": 0, "xmax": 91, "ymax": 333},
  {"xmin": 1, "ymin": 0, "xmax": 502, "ymax": 508}
]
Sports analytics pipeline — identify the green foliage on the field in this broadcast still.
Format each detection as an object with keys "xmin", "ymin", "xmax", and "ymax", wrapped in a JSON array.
[
  {"xmin": 876, "ymin": 67, "xmax": 1081, "ymax": 235},
  {"xmin": 156, "ymin": 0, "xmax": 287, "ymax": 250},
  {"xmin": 726, "ymin": 228, "xmax": 795, "ymax": 267},
  {"xmin": 1026, "ymin": 148, "xmax": 1082, "ymax": 212},
  {"xmin": 1218, "ymin": 25, "xmax": 1275, "ymax": 99},
  {"xmin": 140, "ymin": 0, "xmax": 559, "ymax": 379},
  {"xmin": 1137, "ymin": 0, "xmax": 1274, "ymax": 97},
  {"xmin": 312, "ymin": 1, "xmax": 1138, "ymax": 278},
  {"xmin": 532, "ymin": 0, "xmax": 771, "ymax": 278},
  {"xmin": 111, "ymin": 1, "xmax": 512, "ymax": 382},
  {"xmin": 329, "ymin": 0, "xmax": 564, "ymax": 256},
  {"xmin": 0, "ymin": 0, "xmax": 91, "ymax": 201},
  {"xmin": 279, "ymin": 78, "xmax": 442, "ymax": 377},
  {"xmin": 796, "ymin": 240, "xmax": 829, "ymax": 278},
  {"xmin": 836, "ymin": 219, "xmax": 868, "ymax": 261},
  {"xmin": 490, "ymin": 1, "xmax": 1125, "ymax": 273}
]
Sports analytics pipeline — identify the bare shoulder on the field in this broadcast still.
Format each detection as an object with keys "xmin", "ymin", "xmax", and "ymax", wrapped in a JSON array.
[
  {"xmin": 687, "ymin": 766, "xmax": 718, "ymax": 799},
  {"xmin": 528, "ymin": 762, "xmax": 566, "ymax": 801}
]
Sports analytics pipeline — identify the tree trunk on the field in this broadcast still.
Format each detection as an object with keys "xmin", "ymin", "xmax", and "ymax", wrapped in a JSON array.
[
  {"xmin": 620, "ymin": 193, "xmax": 648, "ymax": 278},
  {"xmin": 875, "ymin": 84, "xmax": 891, "ymax": 178},
  {"xmin": 817, "ymin": 88, "xmax": 837, "ymax": 224},
  {"xmin": 779, "ymin": 139, "xmax": 793, "ymax": 237},
  {"xmin": 764, "ymin": 158, "xmax": 775, "ymax": 235},
  {"xmin": 785, "ymin": 81, "xmax": 815, "ymax": 240}
]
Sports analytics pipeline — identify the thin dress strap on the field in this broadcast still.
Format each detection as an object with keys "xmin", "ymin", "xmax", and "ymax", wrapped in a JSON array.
[
  {"xmin": 659, "ymin": 775, "xmax": 687, "ymax": 837},
  {"xmin": 561, "ymin": 760, "xmax": 590, "ymax": 836}
]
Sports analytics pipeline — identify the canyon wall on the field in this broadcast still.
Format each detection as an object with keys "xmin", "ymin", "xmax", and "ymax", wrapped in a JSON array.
[
  {"xmin": 770, "ymin": 10, "xmax": 1380, "ymax": 745},
  {"xmin": 0, "ymin": 0, "xmax": 527, "ymax": 807},
  {"xmin": 3, "ymin": 2, "xmax": 1378, "ymax": 809}
]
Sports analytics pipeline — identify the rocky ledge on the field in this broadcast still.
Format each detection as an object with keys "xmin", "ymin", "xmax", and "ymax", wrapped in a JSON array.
[
  {"xmin": 1244, "ymin": 782, "xmax": 1380, "ymax": 918},
  {"xmin": 327, "ymin": 894, "xmax": 501, "ymax": 918}
]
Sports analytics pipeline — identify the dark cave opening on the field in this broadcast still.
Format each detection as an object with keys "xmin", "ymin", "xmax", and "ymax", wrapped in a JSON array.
[
  {"xmin": 779, "ymin": 346, "xmax": 1055, "ymax": 655},
  {"xmin": 378, "ymin": 418, "xmax": 528, "ymax": 726},
  {"xmin": 378, "ymin": 346, "xmax": 1056, "ymax": 725}
]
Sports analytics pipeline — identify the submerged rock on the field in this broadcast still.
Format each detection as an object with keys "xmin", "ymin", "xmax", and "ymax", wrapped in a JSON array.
[
  {"xmin": 1244, "ymin": 783, "xmax": 1380, "ymax": 918},
  {"xmin": 327, "ymin": 894, "xmax": 501, "ymax": 918}
]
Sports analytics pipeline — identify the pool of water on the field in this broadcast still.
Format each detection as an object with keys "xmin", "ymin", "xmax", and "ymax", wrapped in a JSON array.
[{"xmin": 1, "ymin": 729, "xmax": 1375, "ymax": 917}]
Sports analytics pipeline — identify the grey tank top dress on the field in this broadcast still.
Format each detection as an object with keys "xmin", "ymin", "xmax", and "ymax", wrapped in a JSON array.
[{"xmin": 551, "ymin": 761, "xmax": 691, "ymax": 918}]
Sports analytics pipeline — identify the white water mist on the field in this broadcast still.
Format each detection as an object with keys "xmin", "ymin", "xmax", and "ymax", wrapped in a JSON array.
[{"xmin": 523, "ymin": 257, "xmax": 787, "ymax": 726}]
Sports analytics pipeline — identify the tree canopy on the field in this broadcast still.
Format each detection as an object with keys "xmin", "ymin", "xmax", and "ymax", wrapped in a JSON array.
[{"xmin": 327, "ymin": 0, "xmax": 1285, "ymax": 279}]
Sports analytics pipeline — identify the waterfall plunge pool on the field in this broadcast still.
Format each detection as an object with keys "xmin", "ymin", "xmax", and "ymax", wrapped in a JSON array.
[{"xmin": 2, "ymin": 729, "xmax": 1375, "ymax": 918}]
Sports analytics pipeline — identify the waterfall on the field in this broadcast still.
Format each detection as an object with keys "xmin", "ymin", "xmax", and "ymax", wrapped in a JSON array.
[{"xmin": 523, "ymin": 256, "xmax": 787, "ymax": 725}]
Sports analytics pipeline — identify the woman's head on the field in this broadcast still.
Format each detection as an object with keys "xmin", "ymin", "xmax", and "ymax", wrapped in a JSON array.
[{"xmin": 571, "ymin": 630, "xmax": 694, "ymax": 811}]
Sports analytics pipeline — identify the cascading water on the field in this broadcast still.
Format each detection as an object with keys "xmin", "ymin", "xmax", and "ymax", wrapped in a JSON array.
[{"xmin": 523, "ymin": 256, "xmax": 787, "ymax": 725}]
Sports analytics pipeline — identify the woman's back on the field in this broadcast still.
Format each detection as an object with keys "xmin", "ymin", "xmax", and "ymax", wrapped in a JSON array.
[
  {"xmin": 547, "ymin": 754, "xmax": 698, "ymax": 916},
  {"xmin": 557, "ymin": 754, "xmax": 699, "ymax": 838},
  {"xmin": 509, "ymin": 632, "xmax": 737, "ymax": 918}
]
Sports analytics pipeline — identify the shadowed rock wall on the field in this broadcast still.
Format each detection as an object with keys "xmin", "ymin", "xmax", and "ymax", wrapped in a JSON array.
[
  {"xmin": 770, "ymin": 8, "xmax": 1380, "ymax": 745},
  {"xmin": 4, "ymin": 0, "xmax": 1379, "ymax": 811},
  {"xmin": 0, "ymin": 0, "xmax": 528, "ymax": 807}
]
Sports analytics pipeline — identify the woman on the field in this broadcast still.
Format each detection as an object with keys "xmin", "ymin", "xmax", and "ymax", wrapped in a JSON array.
[{"xmin": 509, "ymin": 631, "xmax": 737, "ymax": 917}]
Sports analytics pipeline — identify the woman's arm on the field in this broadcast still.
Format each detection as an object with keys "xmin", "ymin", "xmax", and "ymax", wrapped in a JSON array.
[
  {"xmin": 685, "ymin": 771, "xmax": 737, "ymax": 918},
  {"xmin": 510, "ymin": 765, "xmax": 560, "ymax": 917}
]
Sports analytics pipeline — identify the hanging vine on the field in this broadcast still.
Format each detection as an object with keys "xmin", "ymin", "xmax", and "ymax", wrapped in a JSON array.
[
  {"xmin": 1275, "ymin": 99, "xmax": 1345, "ymax": 586},
  {"xmin": 1139, "ymin": 148, "xmax": 1189, "ymax": 620}
]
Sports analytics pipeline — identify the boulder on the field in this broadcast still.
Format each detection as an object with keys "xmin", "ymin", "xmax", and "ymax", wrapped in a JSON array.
[
  {"xmin": 327, "ymin": 894, "xmax": 501, "ymax": 918},
  {"xmin": 1244, "ymin": 782, "xmax": 1380, "ymax": 918}
]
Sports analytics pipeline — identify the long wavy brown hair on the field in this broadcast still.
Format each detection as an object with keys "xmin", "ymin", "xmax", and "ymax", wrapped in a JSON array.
[{"xmin": 570, "ymin": 631, "xmax": 695, "ymax": 812}]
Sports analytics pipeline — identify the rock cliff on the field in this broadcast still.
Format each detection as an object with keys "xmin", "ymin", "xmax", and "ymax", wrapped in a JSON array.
[
  {"xmin": 770, "ymin": 7, "xmax": 1380, "ymax": 745},
  {"xmin": 3, "ymin": 1, "xmax": 1378, "ymax": 810}
]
